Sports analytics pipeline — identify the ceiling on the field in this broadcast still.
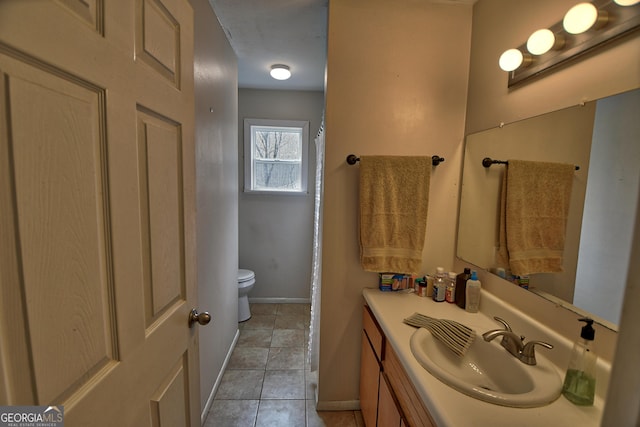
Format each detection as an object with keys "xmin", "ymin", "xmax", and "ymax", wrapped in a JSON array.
[
  {"xmin": 208, "ymin": 0, "xmax": 478, "ymax": 92},
  {"xmin": 208, "ymin": 0, "xmax": 328, "ymax": 91}
]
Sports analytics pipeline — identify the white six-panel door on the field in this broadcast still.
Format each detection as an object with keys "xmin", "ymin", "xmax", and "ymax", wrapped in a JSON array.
[{"xmin": 0, "ymin": 1, "xmax": 200, "ymax": 425}]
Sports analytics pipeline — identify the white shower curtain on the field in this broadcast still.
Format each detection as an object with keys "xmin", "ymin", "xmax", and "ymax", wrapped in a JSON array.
[{"xmin": 308, "ymin": 119, "xmax": 325, "ymax": 372}]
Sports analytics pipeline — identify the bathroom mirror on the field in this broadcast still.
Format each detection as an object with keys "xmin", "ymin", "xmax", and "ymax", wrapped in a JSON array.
[{"xmin": 457, "ymin": 88, "xmax": 640, "ymax": 331}]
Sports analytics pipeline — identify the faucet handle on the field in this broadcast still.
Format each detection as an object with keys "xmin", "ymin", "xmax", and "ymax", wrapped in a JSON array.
[
  {"xmin": 521, "ymin": 341, "xmax": 554, "ymax": 365},
  {"xmin": 493, "ymin": 316, "xmax": 513, "ymax": 332}
]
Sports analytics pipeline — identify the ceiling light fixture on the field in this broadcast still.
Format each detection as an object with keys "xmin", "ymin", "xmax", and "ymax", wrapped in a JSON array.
[{"xmin": 270, "ymin": 64, "xmax": 291, "ymax": 80}]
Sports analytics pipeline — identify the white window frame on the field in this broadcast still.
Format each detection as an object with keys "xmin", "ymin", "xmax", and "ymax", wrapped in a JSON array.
[{"xmin": 243, "ymin": 118, "xmax": 309, "ymax": 195}]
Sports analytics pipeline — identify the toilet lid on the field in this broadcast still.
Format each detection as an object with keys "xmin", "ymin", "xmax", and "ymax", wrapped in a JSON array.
[{"xmin": 238, "ymin": 269, "xmax": 255, "ymax": 282}]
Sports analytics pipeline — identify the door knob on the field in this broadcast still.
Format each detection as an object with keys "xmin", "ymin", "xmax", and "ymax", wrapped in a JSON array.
[{"xmin": 189, "ymin": 309, "xmax": 211, "ymax": 327}]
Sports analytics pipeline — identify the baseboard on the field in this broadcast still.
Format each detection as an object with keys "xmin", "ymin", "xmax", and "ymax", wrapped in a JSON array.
[
  {"xmin": 200, "ymin": 328, "xmax": 240, "ymax": 425},
  {"xmin": 315, "ymin": 400, "xmax": 361, "ymax": 411},
  {"xmin": 248, "ymin": 297, "xmax": 311, "ymax": 304}
]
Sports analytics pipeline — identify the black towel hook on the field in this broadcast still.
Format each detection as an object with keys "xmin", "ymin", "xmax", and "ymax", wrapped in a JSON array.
[
  {"xmin": 482, "ymin": 157, "xmax": 580, "ymax": 170},
  {"xmin": 347, "ymin": 154, "xmax": 445, "ymax": 166}
]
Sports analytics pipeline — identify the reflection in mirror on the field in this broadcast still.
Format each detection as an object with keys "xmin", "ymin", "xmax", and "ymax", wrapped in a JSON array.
[{"xmin": 457, "ymin": 88, "xmax": 640, "ymax": 331}]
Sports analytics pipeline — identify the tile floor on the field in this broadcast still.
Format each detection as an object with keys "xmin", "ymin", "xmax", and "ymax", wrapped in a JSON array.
[{"xmin": 204, "ymin": 303, "xmax": 364, "ymax": 427}]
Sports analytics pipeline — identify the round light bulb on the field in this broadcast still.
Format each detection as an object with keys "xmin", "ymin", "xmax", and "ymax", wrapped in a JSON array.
[
  {"xmin": 614, "ymin": 0, "xmax": 640, "ymax": 5},
  {"xmin": 527, "ymin": 29, "xmax": 556, "ymax": 55},
  {"xmin": 499, "ymin": 49, "xmax": 524, "ymax": 72},
  {"xmin": 563, "ymin": 3, "xmax": 598, "ymax": 34},
  {"xmin": 270, "ymin": 65, "xmax": 291, "ymax": 80}
]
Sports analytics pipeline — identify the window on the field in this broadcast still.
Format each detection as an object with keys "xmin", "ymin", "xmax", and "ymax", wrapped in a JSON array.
[{"xmin": 244, "ymin": 118, "xmax": 309, "ymax": 194}]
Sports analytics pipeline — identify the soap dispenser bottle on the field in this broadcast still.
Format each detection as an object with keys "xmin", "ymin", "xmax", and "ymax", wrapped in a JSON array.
[{"xmin": 562, "ymin": 318, "xmax": 597, "ymax": 406}]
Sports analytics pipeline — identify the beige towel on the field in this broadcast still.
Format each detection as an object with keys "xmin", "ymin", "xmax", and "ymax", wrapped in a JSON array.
[
  {"xmin": 496, "ymin": 171, "xmax": 509, "ymax": 271},
  {"xmin": 359, "ymin": 156, "xmax": 431, "ymax": 274},
  {"xmin": 501, "ymin": 160, "xmax": 575, "ymax": 276}
]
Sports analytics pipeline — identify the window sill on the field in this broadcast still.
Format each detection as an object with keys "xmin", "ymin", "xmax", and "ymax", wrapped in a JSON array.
[{"xmin": 243, "ymin": 189, "xmax": 310, "ymax": 196}]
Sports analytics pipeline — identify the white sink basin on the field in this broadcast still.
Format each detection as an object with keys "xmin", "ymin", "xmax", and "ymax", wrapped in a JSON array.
[{"xmin": 410, "ymin": 328, "xmax": 562, "ymax": 407}]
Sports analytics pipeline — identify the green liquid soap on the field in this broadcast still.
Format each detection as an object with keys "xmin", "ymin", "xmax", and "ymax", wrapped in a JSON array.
[{"xmin": 562, "ymin": 369, "xmax": 595, "ymax": 406}]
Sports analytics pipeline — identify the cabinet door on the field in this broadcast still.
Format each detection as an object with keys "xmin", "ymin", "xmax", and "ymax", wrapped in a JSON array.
[
  {"xmin": 360, "ymin": 331, "xmax": 380, "ymax": 427},
  {"xmin": 378, "ymin": 373, "xmax": 402, "ymax": 427},
  {"xmin": 363, "ymin": 305, "xmax": 384, "ymax": 359},
  {"xmin": 384, "ymin": 345, "xmax": 437, "ymax": 427}
]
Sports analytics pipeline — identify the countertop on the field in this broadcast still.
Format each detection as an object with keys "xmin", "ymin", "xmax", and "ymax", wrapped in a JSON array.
[{"xmin": 363, "ymin": 287, "xmax": 605, "ymax": 427}]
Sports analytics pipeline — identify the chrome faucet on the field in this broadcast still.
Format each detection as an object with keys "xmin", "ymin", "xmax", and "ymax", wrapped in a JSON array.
[{"xmin": 482, "ymin": 317, "xmax": 553, "ymax": 366}]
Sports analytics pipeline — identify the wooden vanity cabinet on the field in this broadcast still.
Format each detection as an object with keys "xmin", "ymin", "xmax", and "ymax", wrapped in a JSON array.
[
  {"xmin": 360, "ymin": 329, "xmax": 381, "ymax": 427},
  {"xmin": 361, "ymin": 305, "xmax": 436, "ymax": 427},
  {"xmin": 360, "ymin": 305, "xmax": 385, "ymax": 427},
  {"xmin": 378, "ymin": 372, "xmax": 403, "ymax": 426},
  {"xmin": 384, "ymin": 344, "xmax": 436, "ymax": 427}
]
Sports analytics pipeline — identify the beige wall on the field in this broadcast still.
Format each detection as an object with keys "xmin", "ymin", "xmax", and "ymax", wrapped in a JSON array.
[
  {"xmin": 191, "ymin": 0, "xmax": 239, "ymax": 420},
  {"xmin": 320, "ymin": 0, "xmax": 640, "ymax": 409},
  {"xmin": 319, "ymin": 0, "xmax": 473, "ymax": 405},
  {"xmin": 459, "ymin": 103, "xmax": 596, "ymax": 302},
  {"xmin": 602, "ymin": 183, "xmax": 640, "ymax": 427},
  {"xmin": 238, "ymin": 89, "xmax": 324, "ymax": 301}
]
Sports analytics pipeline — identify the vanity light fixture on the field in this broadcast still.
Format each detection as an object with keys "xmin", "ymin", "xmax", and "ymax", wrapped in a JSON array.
[
  {"xmin": 270, "ymin": 64, "xmax": 291, "ymax": 80},
  {"xmin": 499, "ymin": 0, "xmax": 640, "ymax": 87},
  {"xmin": 614, "ymin": 0, "xmax": 640, "ymax": 6},
  {"xmin": 526, "ymin": 29, "xmax": 563, "ymax": 55},
  {"xmin": 499, "ymin": 49, "xmax": 530, "ymax": 71},
  {"xmin": 563, "ymin": 3, "xmax": 607, "ymax": 34}
]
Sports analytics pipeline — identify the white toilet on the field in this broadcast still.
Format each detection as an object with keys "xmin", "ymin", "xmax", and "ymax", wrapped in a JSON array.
[{"xmin": 237, "ymin": 269, "xmax": 255, "ymax": 322}]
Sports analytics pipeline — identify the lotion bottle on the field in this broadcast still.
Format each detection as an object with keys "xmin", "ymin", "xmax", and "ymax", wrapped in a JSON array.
[
  {"xmin": 465, "ymin": 270, "xmax": 481, "ymax": 313},
  {"xmin": 562, "ymin": 318, "xmax": 597, "ymax": 406}
]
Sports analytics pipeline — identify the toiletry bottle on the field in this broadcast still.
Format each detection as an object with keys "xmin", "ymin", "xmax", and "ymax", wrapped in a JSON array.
[
  {"xmin": 415, "ymin": 277, "xmax": 427, "ymax": 297},
  {"xmin": 455, "ymin": 268, "xmax": 471, "ymax": 310},
  {"xmin": 432, "ymin": 267, "xmax": 446, "ymax": 302},
  {"xmin": 465, "ymin": 270, "xmax": 481, "ymax": 313},
  {"xmin": 445, "ymin": 271, "xmax": 456, "ymax": 303},
  {"xmin": 562, "ymin": 318, "xmax": 597, "ymax": 406},
  {"xmin": 425, "ymin": 275, "xmax": 435, "ymax": 297}
]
